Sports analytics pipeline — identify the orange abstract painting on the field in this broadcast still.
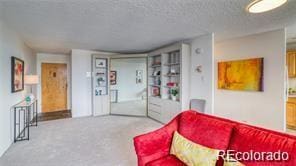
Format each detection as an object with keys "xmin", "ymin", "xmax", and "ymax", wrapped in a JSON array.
[{"xmin": 218, "ymin": 58, "xmax": 263, "ymax": 91}]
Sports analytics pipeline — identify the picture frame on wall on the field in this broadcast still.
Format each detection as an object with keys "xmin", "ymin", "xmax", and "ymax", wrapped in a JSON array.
[
  {"xmin": 95, "ymin": 58, "xmax": 107, "ymax": 68},
  {"xmin": 110, "ymin": 71, "xmax": 117, "ymax": 85},
  {"xmin": 11, "ymin": 56, "xmax": 25, "ymax": 93},
  {"xmin": 218, "ymin": 58, "xmax": 264, "ymax": 92}
]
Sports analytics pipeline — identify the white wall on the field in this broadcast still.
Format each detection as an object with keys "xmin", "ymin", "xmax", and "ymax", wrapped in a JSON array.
[
  {"xmin": 214, "ymin": 29, "xmax": 286, "ymax": 131},
  {"xmin": 110, "ymin": 58, "xmax": 147, "ymax": 102},
  {"xmin": 189, "ymin": 34, "xmax": 214, "ymax": 114},
  {"xmin": 0, "ymin": 20, "xmax": 36, "ymax": 156},
  {"xmin": 71, "ymin": 49, "xmax": 115, "ymax": 117},
  {"xmin": 36, "ymin": 53, "xmax": 71, "ymax": 113}
]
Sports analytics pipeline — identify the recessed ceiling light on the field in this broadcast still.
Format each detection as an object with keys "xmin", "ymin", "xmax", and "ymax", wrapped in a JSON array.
[{"xmin": 247, "ymin": 0, "xmax": 288, "ymax": 13}]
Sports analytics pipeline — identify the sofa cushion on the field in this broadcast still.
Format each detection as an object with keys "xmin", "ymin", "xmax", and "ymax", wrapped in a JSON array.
[
  {"xmin": 146, "ymin": 155, "xmax": 186, "ymax": 166},
  {"xmin": 170, "ymin": 131, "xmax": 220, "ymax": 166},
  {"xmin": 178, "ymin": 111, "xmax": 235, "ymax": 150},
  {"xmin": 228, "ymin": 124, "xmax": 296, "ymax": 165}
]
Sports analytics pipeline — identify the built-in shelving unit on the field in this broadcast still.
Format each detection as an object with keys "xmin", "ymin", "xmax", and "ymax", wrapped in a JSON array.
[{"xmin": 147, "ymin": 43, "xmax": 190, "ymax": 123}]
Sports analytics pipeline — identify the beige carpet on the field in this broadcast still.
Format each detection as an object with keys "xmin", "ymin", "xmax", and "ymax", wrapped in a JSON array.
[
  {"xmin": 0, "ymin": 116, "xmax": 162, "ymax": 166},
  {"xmin": 111, "ymin": 100, "xmax": 147, "ymax": 116}
]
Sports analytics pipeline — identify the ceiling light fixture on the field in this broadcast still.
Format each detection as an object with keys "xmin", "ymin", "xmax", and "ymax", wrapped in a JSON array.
[{"xmin": 247, "ymin": 0, "xmax": 288, "ymax": 13}]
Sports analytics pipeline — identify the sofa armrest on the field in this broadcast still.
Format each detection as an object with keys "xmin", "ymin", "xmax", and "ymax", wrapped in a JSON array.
[{"xmin": 133, "ymin": 116, "xmax": 179, "ymax": 165}]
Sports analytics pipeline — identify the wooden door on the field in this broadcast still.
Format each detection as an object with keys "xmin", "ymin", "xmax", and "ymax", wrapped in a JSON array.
[
  {"xmin": 287, "ymin": 102, "xmax": 296, "ymax": 129},
  {"xmin": 42, "ymin": 63, "xmax": 67, "ymax": 112},
  {"xmin": 287, "ymin": 51, "xmax": 296, "ymax": 78}
]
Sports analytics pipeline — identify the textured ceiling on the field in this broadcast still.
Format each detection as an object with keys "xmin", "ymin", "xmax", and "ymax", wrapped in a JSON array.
[{"xmin": 0, "ymin": 0, "xmax": 296, "ymax": 54}]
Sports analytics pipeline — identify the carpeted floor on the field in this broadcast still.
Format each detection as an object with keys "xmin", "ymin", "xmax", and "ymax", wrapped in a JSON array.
[
  {"xmin": 111, "ymin": 100, "xmax": 146, "ymax": 116},
  {"xmin": 0, "ymin": 115, "xmax": 162, "ymax": 166}
]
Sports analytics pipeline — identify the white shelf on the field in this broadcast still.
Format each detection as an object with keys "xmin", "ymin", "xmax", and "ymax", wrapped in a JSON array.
[
  {"xmin": 164, "ymin": 63, "xmax": 180, "ymax": 66},
  {"xmin": 163, "ymin": 86, "xmax": 179, "ymax": 88},
  {"xmin": 163, "ymin": 74, "xmax": 180, "ymax": 77},
  {"xmin": 147, "ymin": 43, "xmax": 190, "ymax": 124},
  {"xmin": 149, "ymin": 84, "xmax": 161, "ymax": 87},
  {"xmin": 150, "ymin": 65, "xmax": 161, "ymax": 68}
]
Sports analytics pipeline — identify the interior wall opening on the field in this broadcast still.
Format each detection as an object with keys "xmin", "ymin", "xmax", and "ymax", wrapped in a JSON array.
[{"xmin": 110, "ymin": 57, "xmax": 147, "ymax": 116}]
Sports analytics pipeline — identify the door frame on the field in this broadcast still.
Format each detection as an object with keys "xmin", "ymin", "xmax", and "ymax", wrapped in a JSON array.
[
  {"xmin": 37, "ymin": 61, "xmax": 71, "ymax": 114},
  {"xmin": 109, "ymin": 54, "xmax": 148, "ymax": 117}
]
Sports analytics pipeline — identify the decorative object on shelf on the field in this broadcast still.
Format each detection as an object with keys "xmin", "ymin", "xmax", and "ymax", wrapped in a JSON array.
[
  {"xmin": 152, "ymin": 55, "xmax": 161, "ymax": 66},
  {"xmin": 95, "ymin": 88, "xmax": 102, "ymax": 96},
  {"xmin": 167, "ymin": 82, "xmax": 178, "ymax": 87},
  {"xmin": 95, "ymin": 58, "xmax": 107, "ymax": 68},
  {"xmin": 153, "ymin": 78, "xmax": 161, "ymax": 86},
  {"xmin": 110, "ymin": 71, "xmax": 117, "ymax": 85},
  {"xmin": 170, "ymin": 68, "xmax": 177, "ymax": 75},
  {"xmin": 97, "ymin": 77, "xmax": 105, "ymax": 86},
  {"xmin": 218, "ymin": 58, "xmax": 264, "ymax": 91},
  {"xmin": 153, "ymin": 70, "xmax": 161, "ymax": 76},
  {"xmin": 136, "ymin": 70, "xmax": 143, "ymax": 84},
  {"xmin": 11, "ymin": 57, "xmax": 25, "ymax": 93},
  {"xmin": 170, "ymin": 88, "xmax": 178, "ymax": 101},
  {"xmin": 24, "ymin": 75, "xmax": 39, "ymax": 102},
  {"xmin": 152, "ymin": 87, "xmax": 160, "ymax": 97}
]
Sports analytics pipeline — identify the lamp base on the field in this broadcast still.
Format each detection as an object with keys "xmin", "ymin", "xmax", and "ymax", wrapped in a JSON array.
[{"xmin": 25, "ymin": 94, "xmax": 35, "ymax": 103}]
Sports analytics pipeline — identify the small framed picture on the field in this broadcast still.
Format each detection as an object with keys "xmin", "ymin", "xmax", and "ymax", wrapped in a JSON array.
[
  {"xmin": 95, "ymin": 58, "xmax": 107, "ymax": 68},
  {"xmin": 11, "ymin": 57, "xmax": 25, "ymax": 93},
  {"xmin": 110, "ymin": 71, "xmax": 117, "ymax": 85}
]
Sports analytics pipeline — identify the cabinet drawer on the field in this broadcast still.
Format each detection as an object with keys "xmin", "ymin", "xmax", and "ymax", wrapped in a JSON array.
[
  {"xmin": 149, "ymin": 103, "xmax": 161, "ymax": 113},
  {"xmin": 149, "ymin": 97, "xmax": 162, "ymax": 106},
  {"xmin": 148, "ymin": 110, "xmax": 161, "ymax": 121}
]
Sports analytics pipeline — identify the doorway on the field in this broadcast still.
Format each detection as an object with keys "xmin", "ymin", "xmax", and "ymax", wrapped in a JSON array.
[
  {"xmin": 286, "ymin": 24, "xmax": 296, "ymax": 134},
  {"xmin": 110, "ymin": 57, "xmax": 147, "ymax": 116},
  {"xmin": 41, "ymin": 63, "xmax": 68, "ymax": 113}
]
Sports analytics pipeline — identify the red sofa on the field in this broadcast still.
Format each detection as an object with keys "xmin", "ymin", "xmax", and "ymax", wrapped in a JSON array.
[{"xmin": 134, "ymin": 110, "xmax": 296, "ymax": 166}]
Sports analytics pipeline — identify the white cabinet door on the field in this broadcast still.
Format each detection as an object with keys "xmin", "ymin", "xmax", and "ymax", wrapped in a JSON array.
[
  {"xmin": 148, "ymin": 97, "xmax": 162, "ymax": 121},
  {"xmin": 92, "ymin": 54, "xmax": 110, "ymax": 116}
]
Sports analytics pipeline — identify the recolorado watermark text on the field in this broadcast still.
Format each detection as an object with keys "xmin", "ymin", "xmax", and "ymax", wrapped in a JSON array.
[{"xmin": 218, "ymin": 150, "xmax": 289, "ymax": 162}]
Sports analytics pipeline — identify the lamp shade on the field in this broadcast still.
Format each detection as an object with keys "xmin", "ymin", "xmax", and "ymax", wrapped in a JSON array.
[{"xmin": 24, "ymin": 75, "xmax": 39, "ymax": 85}]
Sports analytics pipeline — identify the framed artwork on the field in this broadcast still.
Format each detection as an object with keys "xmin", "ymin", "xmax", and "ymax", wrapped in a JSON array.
[
  {"xmin": 95, "ymin": 58, "xmax": 107, "ymax": 68},
  {"xmin": 136, "ymin": 70, "xmax": 143, "ymax": 84},
  {"xmin": 11, "ymin": 57, "xmax": 25, "ymax": 93},
  {"xmin": 218, "ymin": 58, "xmax": 264, "ymax": 91},
  {"xmin": 110, "ymin": 71, "xmax": 117, "ymax": 85}
]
